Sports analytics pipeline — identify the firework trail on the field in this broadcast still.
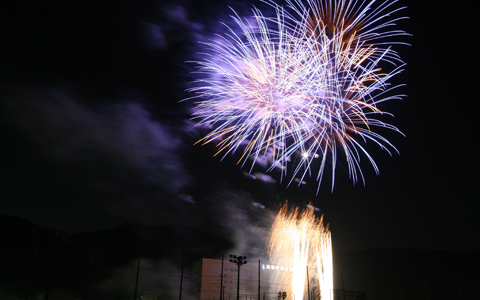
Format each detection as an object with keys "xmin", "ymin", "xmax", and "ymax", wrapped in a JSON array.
[
  {"xmin": 268, "ymin": 202, "xmax": 333, "ymax": 300},
  {"xmin": 187, "ymin": 0, "xmax": 408, "ymax": 190}
]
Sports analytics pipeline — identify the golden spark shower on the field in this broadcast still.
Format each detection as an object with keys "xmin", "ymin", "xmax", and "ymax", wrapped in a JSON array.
[{"xmin": 268, "ymin": 203, "xmax": 333, "ymax": 300}]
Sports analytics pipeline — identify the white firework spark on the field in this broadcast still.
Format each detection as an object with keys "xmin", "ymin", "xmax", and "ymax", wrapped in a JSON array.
[
  {"xmin": 187, "ymin": 0, "xmax": 408, "ymax": 190},
  {"xmin": 268, "ymin": 202, "xmax": 333, "ymax": 300}
]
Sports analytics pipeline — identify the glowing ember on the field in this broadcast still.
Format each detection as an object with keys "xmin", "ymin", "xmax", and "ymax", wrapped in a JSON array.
[{"xmin": 268, "ymin": 202, "xmax": 333, "ymax": 300}]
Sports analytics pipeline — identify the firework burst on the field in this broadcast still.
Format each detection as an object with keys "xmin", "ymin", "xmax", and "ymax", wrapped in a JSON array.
[
  {"xmin": 187, "ymin": 0, "xmax": 408, "ymax": 190},
  {"xmin": 268, "ymin": 202, "xmax": 333, "ymax": 300}
]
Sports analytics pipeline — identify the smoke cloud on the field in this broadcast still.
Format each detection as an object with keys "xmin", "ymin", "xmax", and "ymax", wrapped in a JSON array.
[{"xmin": 1, "ymin": 87, "xmax": 191, "ymax": 231}]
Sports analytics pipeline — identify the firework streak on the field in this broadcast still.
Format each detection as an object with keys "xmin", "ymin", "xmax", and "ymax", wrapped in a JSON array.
[
  {"xmin": 268, "ymin": 202, "xmax": 333, "ymax": 300},
  {"xmin": 187, "ymin": 0, "xmax": 408, "ymax": 190}
]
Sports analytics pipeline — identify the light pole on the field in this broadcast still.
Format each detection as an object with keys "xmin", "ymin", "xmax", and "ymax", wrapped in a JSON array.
[
  {"xmin": 45, "ymin": 231, "xmax": 71, "ymax": 300},
  {"xmin": 229, "ymin": 255, "xmax": 247, "ymax": 300}
]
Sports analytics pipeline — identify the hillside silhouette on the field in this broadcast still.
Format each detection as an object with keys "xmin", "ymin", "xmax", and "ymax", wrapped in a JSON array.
[{"xmin": 1, "ymin": 213, "xmax": 478, "ymax": 300}]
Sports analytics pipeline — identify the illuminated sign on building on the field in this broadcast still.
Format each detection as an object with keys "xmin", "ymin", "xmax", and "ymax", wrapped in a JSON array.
[{"xmin": 262, "ymin": 264, "xmax": 293, "ymax": 271}]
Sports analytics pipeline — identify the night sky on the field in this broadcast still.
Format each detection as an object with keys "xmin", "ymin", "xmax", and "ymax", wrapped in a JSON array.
[{"xmin": 0, "ymin": 0, "xmax": 477, "ymax": 253}]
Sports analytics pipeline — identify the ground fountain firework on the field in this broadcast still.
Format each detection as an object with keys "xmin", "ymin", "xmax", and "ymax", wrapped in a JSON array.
[
  {"xmin": 187, "ymin": 0, "xmax": 408, "ymax": 191},
  {"xmin": 268, "ymin": 202, "xmax": 333, "ymax": 300}
]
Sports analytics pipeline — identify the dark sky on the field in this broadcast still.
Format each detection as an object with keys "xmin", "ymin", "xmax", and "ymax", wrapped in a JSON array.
[{"xmin": 0, "ymin": 0, "xmax": 477, "ymax": 253}]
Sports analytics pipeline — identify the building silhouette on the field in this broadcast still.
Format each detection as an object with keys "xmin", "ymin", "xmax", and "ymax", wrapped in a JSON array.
[{"xmin": 193, "ymin": 258, "xmax": 295, "ymax": 300}]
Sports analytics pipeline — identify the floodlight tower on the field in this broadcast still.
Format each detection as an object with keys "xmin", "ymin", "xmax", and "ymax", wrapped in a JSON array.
[{"xmin": 229, "ymin": 255, "xmax": 247, "ymax": 300}]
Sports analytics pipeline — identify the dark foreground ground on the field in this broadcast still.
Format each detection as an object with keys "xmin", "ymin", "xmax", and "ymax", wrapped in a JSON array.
[{"xmin": 1, "ymin": 214, "xmax": 478, "ymax": 300}]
